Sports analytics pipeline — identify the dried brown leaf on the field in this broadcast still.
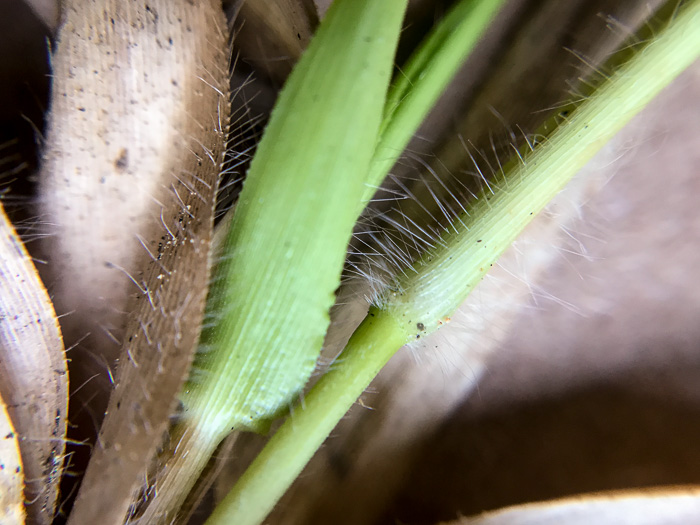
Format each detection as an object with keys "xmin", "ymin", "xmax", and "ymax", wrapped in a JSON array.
[
  {"xmin": 0, "ymin": 202, "xmax": 67, "ymax": 524},
  {"xmin": 0, "ymin": 389, "xmax": 25, "ymax": 525},
  {"xmin": 36, "ymin": 0, "xmax": 230, "ymax": 522}
]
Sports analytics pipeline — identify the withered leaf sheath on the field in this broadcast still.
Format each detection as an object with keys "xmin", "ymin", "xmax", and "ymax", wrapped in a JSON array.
[{"xmin": 37, "ymin": 1, "xmax": 230, "ymax": 523}]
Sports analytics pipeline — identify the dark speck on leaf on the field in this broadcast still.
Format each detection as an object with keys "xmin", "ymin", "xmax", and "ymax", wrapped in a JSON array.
[{"xmin": 115, "ymin": 148, "xmax": 128, "ymax": 171}]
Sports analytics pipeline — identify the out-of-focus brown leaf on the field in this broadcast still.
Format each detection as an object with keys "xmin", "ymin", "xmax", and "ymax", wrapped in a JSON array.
[
  {"xmin": 0, "ymin": 389, "xmax": 25, "ymax": 525},
  {"xmin": 0, "ymin": 201, "xmax": 67, "ymax": 524},
  {"xmin": 442, "ymin": 487, "xmax": 700, "ymax": 525},
  {"xmin": 234, "ymin": 0, "xmax": 318, "ymax": 84},
  {"xmin": 213, "ymin": 2, "xmax": 681, "ymax": 524},
  {"xmin": 22, "ymin": 0, "xmax": 59, "ymax": 30},
  {"xmin": 36, "ymin": 1, "xmax": 230, "ymax": 523},
  {"xmin": 384, "ymin": 62, "xmax": 700, "ymax": 522}
]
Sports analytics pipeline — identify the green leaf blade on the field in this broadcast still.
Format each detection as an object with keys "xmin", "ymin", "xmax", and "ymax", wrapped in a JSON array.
[
  {"xmin": 188, "ymin": 0, "xmax": 409, "ymax": 435},
  {"xmin": 365, "ymin": 0, "xmax": 508, "ymax": 202}
]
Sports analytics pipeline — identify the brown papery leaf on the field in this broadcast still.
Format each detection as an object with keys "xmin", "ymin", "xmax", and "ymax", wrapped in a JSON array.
[
  {"xmin": 0, "ymin": 385, "xmax": 26, "ymax": 525},
  {"xmin": 0, "ymin": 201, "xmax": 67, "ymax": 524},
  {"xmin": 36, "ymin": 0, "xmax": 230, "ymax": 523}
]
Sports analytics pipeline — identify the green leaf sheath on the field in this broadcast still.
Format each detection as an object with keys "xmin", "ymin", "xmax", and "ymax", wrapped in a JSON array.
[
  {"xmin": 185, "ymin": 0, "xmax": 409, "ymax": 437},
  {"xmin": 381, "ymin": 0, "xmax": 700, "ymax": 340},
  {"xmin": 211, "ymin": 2, "xmax": 700, "ymax": 523},
  {"xmin": 365, "ymin": 0, "xmax": 508, "ymax": 203}
]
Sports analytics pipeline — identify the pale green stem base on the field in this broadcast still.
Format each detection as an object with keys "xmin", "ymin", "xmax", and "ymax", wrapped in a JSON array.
[
  {"xmin": 134, "ymin": 422, "xmax": 218, "ymax": 524},
  {"xmin": 206, "ymin": 311, "xmax": 406, "ymax": 525}
]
